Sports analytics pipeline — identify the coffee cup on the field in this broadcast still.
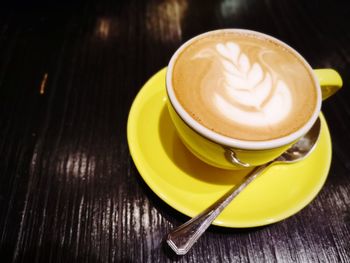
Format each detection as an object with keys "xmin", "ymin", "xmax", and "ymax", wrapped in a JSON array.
[{"xmin": 166, "ymin": 29, "xmax": 342, "ymax": 169}]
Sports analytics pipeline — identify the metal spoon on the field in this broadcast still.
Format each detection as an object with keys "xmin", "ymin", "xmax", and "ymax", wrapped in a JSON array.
[{"xmin": 166, "ymin": 118, "xmax": 321, "ymax": 255}]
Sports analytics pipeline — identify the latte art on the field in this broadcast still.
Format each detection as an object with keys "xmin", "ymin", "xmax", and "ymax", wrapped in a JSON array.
[
  {"xmin": 172, "ymin": 31, "xmax": 317, "ymax": 141},
  {"xmin": 194, "ymin": 41, "xmax": 293, "ymax": 127}
]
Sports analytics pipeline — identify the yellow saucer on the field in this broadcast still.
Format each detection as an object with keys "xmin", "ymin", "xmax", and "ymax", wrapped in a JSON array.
[{"xmin": 127, "ymin": 68, "xmax": 332, "ymax": 228}]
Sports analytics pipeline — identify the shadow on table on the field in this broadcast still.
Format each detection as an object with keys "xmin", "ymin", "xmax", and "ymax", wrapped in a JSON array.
[
  {"xmin": 0, "ymin": 241, "xmax": 99, "ymax": 263},
  {"xmin": 0, "ymin": 243, "xmax": 13, "ymax": 263}
]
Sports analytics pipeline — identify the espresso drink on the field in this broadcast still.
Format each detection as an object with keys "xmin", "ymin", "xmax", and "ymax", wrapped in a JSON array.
[{"xmin": 172, "ymin": 31, "xmax": 317, "ymax": 141}]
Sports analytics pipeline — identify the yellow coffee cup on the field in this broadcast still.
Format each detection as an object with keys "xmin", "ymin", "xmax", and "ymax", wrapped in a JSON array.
[{"xmin": 166, "ymin": 29, "xmax": 342, "ymax": 169}]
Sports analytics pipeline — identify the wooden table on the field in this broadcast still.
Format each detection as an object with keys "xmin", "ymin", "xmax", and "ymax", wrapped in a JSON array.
[{"xmin": 1, "ymin": 0, "xmax": 349, "ymax": 262}]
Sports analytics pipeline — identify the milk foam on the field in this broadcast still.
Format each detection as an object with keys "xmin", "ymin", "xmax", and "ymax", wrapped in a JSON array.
[
  {"xmin": 172, "ymin": 31, "xmax": 317, "ymax": 141},
  {"xmin": 213, "ymin": 42, "xmax": 292, "ymax": 126},
  {"xmin": 194, "ymin": 41, "xmax": 292, "ymax": 128}
]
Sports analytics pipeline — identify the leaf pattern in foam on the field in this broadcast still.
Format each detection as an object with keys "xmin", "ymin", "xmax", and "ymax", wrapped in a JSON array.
[{"xmin": 216, "ymin": 42, "xmax": 277, "ymax": 109}]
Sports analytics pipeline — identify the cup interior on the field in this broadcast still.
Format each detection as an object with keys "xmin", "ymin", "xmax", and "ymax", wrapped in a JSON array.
[{"xmin": 166, "ymin": 29, "xmax": 322, "ymax": 150}]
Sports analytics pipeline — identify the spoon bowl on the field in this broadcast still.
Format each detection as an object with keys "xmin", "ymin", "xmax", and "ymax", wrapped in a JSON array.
[{"xmin": 276, "ymin": 117, "xmax": 321, "ymax": 163}]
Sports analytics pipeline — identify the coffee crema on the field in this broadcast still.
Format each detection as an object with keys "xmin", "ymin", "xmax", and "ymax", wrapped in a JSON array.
[{"xmin": 172, "ymin": 31, "xmax": 317, "ymax": 141}]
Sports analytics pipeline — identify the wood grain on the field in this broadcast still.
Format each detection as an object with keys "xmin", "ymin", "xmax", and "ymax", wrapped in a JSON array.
[{"xmin": 0, "ymin": 0, "xmax": 349, "ymax": 262}]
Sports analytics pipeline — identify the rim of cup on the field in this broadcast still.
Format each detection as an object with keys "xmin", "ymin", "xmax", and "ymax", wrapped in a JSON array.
[{"xmin": 166, "ymin": 29, "xmax": 322, "ymax": 150}]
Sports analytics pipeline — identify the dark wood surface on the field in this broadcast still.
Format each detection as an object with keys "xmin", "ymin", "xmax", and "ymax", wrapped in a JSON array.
[{"xmin": 1, "ymin": 0, "xmax": 349, "ymax": 262}]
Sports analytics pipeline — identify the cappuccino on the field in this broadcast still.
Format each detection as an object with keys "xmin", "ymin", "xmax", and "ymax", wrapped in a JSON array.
[{"xmin": 171, "ymin": 30, "xmax": 317, "ymax": 141}]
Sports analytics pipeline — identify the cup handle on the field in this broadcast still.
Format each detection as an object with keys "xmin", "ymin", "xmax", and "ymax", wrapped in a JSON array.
[{"xmin": 314, "ymin": 69, "xmax": 343, "ymax": 100}]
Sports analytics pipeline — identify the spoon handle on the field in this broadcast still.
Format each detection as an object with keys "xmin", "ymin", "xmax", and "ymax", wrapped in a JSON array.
[{"xmin": 166, "ymin": 162, "xmax": 271, "ymax": 255}]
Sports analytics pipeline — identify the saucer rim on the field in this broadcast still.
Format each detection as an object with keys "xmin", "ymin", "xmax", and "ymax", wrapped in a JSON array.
[{"xmin": 127, "ymin": 67, "xmax": 332, "ymax": 228}]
